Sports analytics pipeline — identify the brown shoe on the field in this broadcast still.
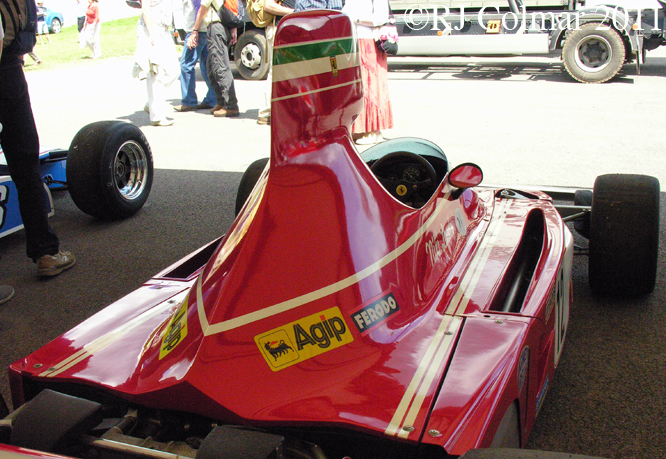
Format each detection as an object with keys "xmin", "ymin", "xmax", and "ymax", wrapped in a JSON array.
[
  {"xmin": 213, "ymin": 107, "xmax": 240, "ymax": 117},
  {"xmin": 210, "ymin": 105, "xmax": 224, "ymax": 114},
  {"xmin": 36, "ymin": 250, "xmax": 76, "ymax": 277},
  {"xmin": 257, "ymin": 116, "xmax": 270, "ymax": 125},
  {"xmin": 174, "ymin": 104, "xmax": 198, "ymax": 112},
  {"xmin": 197, "ymin": 102, "xmax": 214, "ymax": 110}
]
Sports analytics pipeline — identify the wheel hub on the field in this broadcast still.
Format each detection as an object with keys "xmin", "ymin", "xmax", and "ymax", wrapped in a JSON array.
[
  {"xmin": 240, "ymin": 43, "xmax": 261, "ymax": 70},
  {"xmin": 113, "ymin": 140, "xmax": 148, "ymax": 202},
  {"xmin": 575, "ymin": 35, "xmax": 612, "ymax": 72}
]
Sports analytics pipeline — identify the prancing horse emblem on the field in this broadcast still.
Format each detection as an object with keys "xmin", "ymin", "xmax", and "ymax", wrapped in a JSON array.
[{"xmin": 264, "ymin": 340, "xmax": 293, "ymax": 361}]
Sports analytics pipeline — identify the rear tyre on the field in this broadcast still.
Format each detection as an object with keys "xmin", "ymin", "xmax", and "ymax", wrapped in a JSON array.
[
  {"xmin": 490, "ymin": 402, "xmax": 520, "ymax": 448},
  {"xmin": 0, "ymin": 393, "xmax": 8, "ymax": 419},
  {"xmin": 235, "ymin": 157, "xmax": 269, "ymax": 216},
  {"xmin": 588, "ymin": 174, "xmax": 660, "ymax": 296},
  {"xmin": 563, "ymin": 23, "xmax": 625, "ymax": 83},
  {"xmin": 67, "ymin": 121, "xmax": 153, "ymax": 219},
  {"xmin": 234, "ymin": 29, "xmax": 269, "ymax": 81}
]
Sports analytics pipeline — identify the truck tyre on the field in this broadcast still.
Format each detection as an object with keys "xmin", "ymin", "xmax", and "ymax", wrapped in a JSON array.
[
  {"xmin": 67, "ymin": 121, "xmax": 153, "ymax": 219},
  {"xmin": 588, "ymin": 174, "xmax": 660, "ymax": 296},
  {"xmin": 562, "ymin": 23, "xmax": 625, "ymax": 83},
  {"xmin": 234, "ymin": 29, "xmax": 269, "ymax": 81},
  {"xmin": 235, "ymin": 157, "xmax": 269, "ymax": 216}
]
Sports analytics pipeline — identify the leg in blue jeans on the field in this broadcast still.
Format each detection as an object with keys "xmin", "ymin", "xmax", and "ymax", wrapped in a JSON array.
[{"xmin": 180, "ymin": 31, "xmax": 216, "ymax": 107}]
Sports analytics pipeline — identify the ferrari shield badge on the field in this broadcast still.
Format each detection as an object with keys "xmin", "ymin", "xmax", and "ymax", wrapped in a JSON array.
[{"xmin": 255, "ymin": 307, "xmax": 354, "ymax": 371}]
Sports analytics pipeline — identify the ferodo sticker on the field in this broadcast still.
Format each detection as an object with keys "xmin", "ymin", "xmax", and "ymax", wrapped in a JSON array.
[
  {"xmin": 159, "ymin": 295, "xmax": 189, "ymax": 360},
  {"xmin": 350, "ymin": 292, "xmax": 400, "ymax": 335},
  {"xmin": 255, "ymin": 307, "xmax": 354, "ymax": 371}
]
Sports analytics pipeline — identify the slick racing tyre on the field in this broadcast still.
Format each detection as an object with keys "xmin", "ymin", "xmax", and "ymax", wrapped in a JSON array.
[
  {"xmin": 67, "ymin": 121, "xmax": 153, "ymax": 219},
  {"xmin": 563, "ymin": 22, "xmax": 625, "ymax": 83},
  {"xmin": 588, "ymin": 174, "xmax": 660, "ymax": 296},
  {"xmin": 0, "ymin": 393, "xmax": 8, "ymax": 419},
  {"xmin": 235, "ymin": 157, "xmax": 269, "ymax": 216},
  {"xmin": 234, "ymin": 29, "xmax": 269, "ymax": 81}
]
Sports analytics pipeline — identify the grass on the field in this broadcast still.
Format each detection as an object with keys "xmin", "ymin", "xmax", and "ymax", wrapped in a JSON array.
[{"xmin": 23, "ymin": 16, "xmax": 157, "ymax": 72}]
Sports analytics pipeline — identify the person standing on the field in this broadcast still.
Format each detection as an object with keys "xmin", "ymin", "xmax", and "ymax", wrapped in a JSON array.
[
  {"xmin": 0, "ymin": 0, "xmax": 76, "ymax": 277},
  {"xmin": 36, "ymin": 1, "xmax": 52, "ymax": 44},
  {"xmin": 256, "ymin": 0, "xmax": 294, "ymax": 126},
  {"xmin": 133, "ymin": 0, "xmax": 180, "ymax": 126},
  {"xmin": 76, "ymin": 0, "xmax": 87, "ymax": 32},
  {"xmin": 174, "ymin": 0, "xmax": 216, "ymax": 112},
  {"xmin": 189, "ymin": 0, "xmax": 239, "ymax": 117},
  {"xmin": 82, "ymin": 0, "xmax": 101, "ymax": 59},
  {"xmin": 343, "ymin": 0, "xmax": 393, "ymax": 145},
  {"xmin": 0, "ymin": 17, "xmax": 13, "ymax": 304}
]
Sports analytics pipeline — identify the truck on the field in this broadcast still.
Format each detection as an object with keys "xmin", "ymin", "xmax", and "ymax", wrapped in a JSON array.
[{"xmin": 230, "ymin": 0, "xmax": 666, "ymax": 83}]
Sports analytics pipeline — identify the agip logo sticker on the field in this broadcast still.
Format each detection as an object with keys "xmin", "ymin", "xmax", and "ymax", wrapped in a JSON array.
[
  {"xmin": 255, "ymin": 307, "xmax": 353, "ymax": 371},
  {"xmin": 159, "ymin": 295, "xmax": 188, "ymax": 360}
]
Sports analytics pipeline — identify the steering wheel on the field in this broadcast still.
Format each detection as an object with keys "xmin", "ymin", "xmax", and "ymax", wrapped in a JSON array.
[{"xmin": 370, "ymin": 151, "xmax": 438, "ymax": 207}]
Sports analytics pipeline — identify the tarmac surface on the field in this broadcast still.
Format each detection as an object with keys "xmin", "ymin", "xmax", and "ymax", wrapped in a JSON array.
[{"xmin": 1, "ymin": 49, "xmax": 665, "ymax": 459}]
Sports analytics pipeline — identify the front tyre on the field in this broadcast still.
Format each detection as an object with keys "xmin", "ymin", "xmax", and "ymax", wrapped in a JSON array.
[
  {"xmin": 235, "ymin": 157, "xmax": 269, "ymax": 216},
  {"xmin": 563, "ymin": 23, "xmax": 625, "ymax": 83},
  {"xmin": 588, "ymin": 174, "xmax": 660, "ymax": 296},
  {"xmin": 234, "ymin": 29, "xmax": 269, "ymax": 81},
  {"xmin": 67, "ymin": 121, "xmax": 153, "ymax": 219}
]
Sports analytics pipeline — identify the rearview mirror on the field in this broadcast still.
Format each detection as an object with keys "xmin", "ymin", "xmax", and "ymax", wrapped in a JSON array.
[{"xmin": 448, "ymin": 163, "xmax": 483, "ymax": 189}]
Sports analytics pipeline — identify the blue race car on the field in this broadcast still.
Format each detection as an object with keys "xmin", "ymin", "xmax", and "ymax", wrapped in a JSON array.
[{"xmin": 0, "ymin": 121, "xmax": 154, "ymax": 238}]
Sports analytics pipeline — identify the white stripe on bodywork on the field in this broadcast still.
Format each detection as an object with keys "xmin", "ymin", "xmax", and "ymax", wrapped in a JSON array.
[
  {"xmin": 39, "ymin": 289, "xmax": 189, "ymax": 378},
  {"xmin": 272, "ymin": 79, "xmax": 363, "ymax": 102},
  {"xmin": 199, "ymin": 191, "xmax": 454, "ymax": 336},
  {"xmin": 385, "ymin": 199, "xmax": 510, "ymax": 438}
]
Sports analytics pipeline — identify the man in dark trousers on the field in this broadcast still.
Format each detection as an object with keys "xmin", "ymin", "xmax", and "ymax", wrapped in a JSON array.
[
  {"xmin": 0, "ymin": 0, "xmax": 76, "ymax": 280},
  {"xmin": 189, "ymin": 0, "xmax": 240, "ymax": 117}
]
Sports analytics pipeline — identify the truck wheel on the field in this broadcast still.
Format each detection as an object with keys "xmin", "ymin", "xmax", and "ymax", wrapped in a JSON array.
[
  {"xmin": 235, "ymin": 158, "xmax": 269, "ymax": 216},
  {"xmin": 588, "ymin": 174, "xmax": 660, "ymax": 296},
  {"xmin": 67, "ymin": 121, "xmax": 153, "ymax": 219},
  {"xmin": 234, "ymin": 29, "xmax": 269, "ymax": 81},
  {"xmin": 562, "ymin": 23, "xmax": 625, "ymax": 83}
]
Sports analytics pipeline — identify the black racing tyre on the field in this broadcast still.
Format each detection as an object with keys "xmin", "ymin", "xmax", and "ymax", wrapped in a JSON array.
[
  {"xmin": 562, "ymin": 23, "xmax": 626, "ymax": 83},
  {"xmin": 588, "ymin": 174, "xmax": 660, "ymax": 296},
  {"xmin": 67, "ymin": 121, "xmax": 153, "ymax": 219},
  {"xmin": 0, "ymin": 393, "xmax": 8, "ymax": 419},
  {"xmin": 235, "ymin": 157, "xmax": 269, "ymax": 216},
  {"xmin": 234, "ymin": 29, "xmax": 269, "ymax": 81}
]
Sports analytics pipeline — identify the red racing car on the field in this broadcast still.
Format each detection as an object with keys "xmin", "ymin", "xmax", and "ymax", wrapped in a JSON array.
[{"xmin": 0, "ymin": 10, "xmax": 660, "ymax": 459}]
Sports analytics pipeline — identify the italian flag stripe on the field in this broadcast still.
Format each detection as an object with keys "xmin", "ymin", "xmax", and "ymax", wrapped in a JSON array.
[
  {"xmin": 272, "ymin": 52, "xmax": 359, "ymax": 83},
  {"xmin": 274, "ymin": 37, "xmax": 355, "ymax": 66}
]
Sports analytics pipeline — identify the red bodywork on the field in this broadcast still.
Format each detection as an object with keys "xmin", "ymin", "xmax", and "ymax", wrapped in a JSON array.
[{"xmin": 8, "ymin": 10, "xmax": 574, "ymax": 457}]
